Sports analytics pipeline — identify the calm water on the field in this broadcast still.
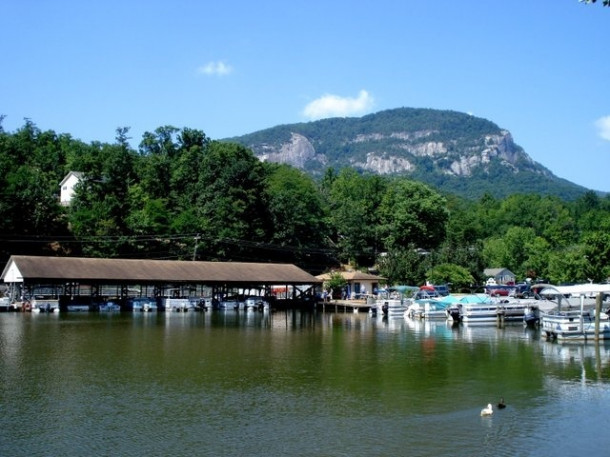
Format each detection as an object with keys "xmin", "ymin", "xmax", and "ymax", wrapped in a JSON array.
[{"xmin": 1, "ymin": 310, "xmax": 610, "ymax": 457}]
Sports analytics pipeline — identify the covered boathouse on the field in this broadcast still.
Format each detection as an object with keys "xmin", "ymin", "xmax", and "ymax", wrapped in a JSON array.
[{"xmin": 1, "ymin": 255, "xmax": 322, "ymax": 311}]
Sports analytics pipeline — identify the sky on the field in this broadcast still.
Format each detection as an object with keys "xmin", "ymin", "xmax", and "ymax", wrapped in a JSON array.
[{"xmin": 1, "ymin": 1, "xmax": 609, "ymax": 191}]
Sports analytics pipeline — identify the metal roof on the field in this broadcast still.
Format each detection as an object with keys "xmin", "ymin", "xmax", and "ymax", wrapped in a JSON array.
[{"xmin": 1, "ymin": 256, "xmax": 321, "ymax": 285}]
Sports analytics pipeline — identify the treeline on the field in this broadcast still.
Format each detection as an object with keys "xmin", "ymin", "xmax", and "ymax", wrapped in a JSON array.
[{"xmin": 1, "ymin": 119, "xmax": 610, "ymax": 289}]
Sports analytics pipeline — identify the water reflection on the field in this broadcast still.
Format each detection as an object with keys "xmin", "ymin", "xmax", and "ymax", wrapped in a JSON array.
[{"xmin": 1, "ymin": 310, "xmax": 609, "ymax": 457}]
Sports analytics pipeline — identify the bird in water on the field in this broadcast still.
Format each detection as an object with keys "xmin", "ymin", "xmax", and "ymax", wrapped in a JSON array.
[
  {"xmin": 480, "ymin": 403, "xmax": 493, "ymax": 416},
  {"xmin": 497, "ymin": 398, "xmax": 506, "ymax": 409}
]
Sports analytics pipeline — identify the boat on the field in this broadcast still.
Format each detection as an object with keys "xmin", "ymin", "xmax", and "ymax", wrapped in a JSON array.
[
  {"xmin": 523, "ymin": 304, "xmax": 541, "ymax": 327},
  {"xmin": 452, "ymin": 294, "xmax": 498, "ymax": 324},
  {"xmin": 538, "ymin": 284, "xmax": 610, "ymax": 341},
  {"xmin": 98, "ymin": 300, "xmax": 121, "ymax": 312},
  {"xmin": 244, "ymin": 296, "xmax": 269, "ymax": 312},
  {"xmin": 163, "ymin": 298, "xmax": 193, "ymax": 312},
  {"xmin": 63, "ymin": 302, "xmax": 92, "ymax": 312},
  {"xmin": 128, "ymin": 297, "xmax": 158, "ymax": 312},
  {"xmin": 461, "ymin": 303, "xmax": 500, "ymax": 324},
  {"xmin": 30, "ymin": 298, "xmax": 60, "ymax": 313},
  {"xmin": 496, "ymin": 299, "xmax": 533, "ymax": 322},
  {"xmin": 377, "ymin": 298, "xmax": 410, "ymax": 319},
  {"xmin": 0, "ymin": 296, "xmax": 12, "ymax": 311},
  {"xmin": 406, "ymin": 299, "xmax": 449, "ymax": 320},
  {"xmin": 373, "ymin": 285, "xmax": 418, "ymax": 319}
]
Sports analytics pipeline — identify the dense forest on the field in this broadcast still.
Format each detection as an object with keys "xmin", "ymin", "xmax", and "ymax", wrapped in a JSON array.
[{"xmin": 2, "ymin": 119, "xmax": 610, "ymax": 290}]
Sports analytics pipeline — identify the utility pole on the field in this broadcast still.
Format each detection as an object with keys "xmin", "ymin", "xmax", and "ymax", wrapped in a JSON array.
[{"xmin": 193, "ymin": 234, "xmax": 201, "ymax": 261}]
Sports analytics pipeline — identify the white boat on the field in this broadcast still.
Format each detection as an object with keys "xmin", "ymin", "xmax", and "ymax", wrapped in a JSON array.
[
  {"xmin": 454, "ymin": 294, "xmax": 499, "ymax": 324},
  {"xmin": 461, "ymin": 303, "xmax": 500, "ymax": 324},
  {"xmin": 496, "ymin": 299, "xmax": 533, "ymax": 322},
  {"xmin": 0, "ymin": 296, "xmax": 11, "ymax": 311},
  {"xmin": 163, "ymin": 298, "xmax": 193, "ymax": 312},
  {"xmin": 538, "ymin": 284, "xmax": 610, "ymax": 341},
  {"xmin": 373, "ymin": 285, "xmax": 418, "ymax": 319},
  {"xmin": 541, "ymin": 308, "xmax": 610, "ymax": 341},
  {"xmin": 244, "ymin": 296, "xmax": 269, "ymax": 311},
  {"xmin": 386, "ymin": 298, "xmax": 411, "ymax": 318},
  {"xmin": 128, "ymin": 297, "xmax": 158, "ymax": 312},
  {"xmin": 443, "ymin": 294, "xmax": 497, "ymax": 324},
  {"xmin": 30, "ymin": 298, "xmax": 60, "ymax": 313},
  {"xmin": 406, "ymin": 299, "xmax": 449, "ymax": 320}
]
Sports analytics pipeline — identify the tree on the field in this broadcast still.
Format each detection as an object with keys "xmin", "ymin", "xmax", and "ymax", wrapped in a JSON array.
[
  {"xmin": 426, "ymin": 263, "xmax": 474, "ymax": 292},
  {"xmin": 0, "ymin": 121, "xmax": 70, "ymax": 259},
  {"xmin": 580, "ymin": 0, "xmax": 610, "ymax": 6},
  {"xmin": 378, "ymin": 179, "xmax": 448, "ymax": 252},
  {"xmin": 195, "ymin": 141, "xmax": 269, "ymax": 260},
  {"xmin": 582, "ymin": 232, "xmax": 610, "ymax": 282},
  {"xmin": 377, "ymin": 244, "xmax": 431, "ymax": 286},
  {"xmin": 264, "ymin": 164, "xmax": 332, "ymax": 269},
  {"xmin": 326, "ymin": 169, "xmax": 387, "ymax": 266},
  {"xmin": 323, "ymin": 272, "xmax": 348, "ymax": 299}
]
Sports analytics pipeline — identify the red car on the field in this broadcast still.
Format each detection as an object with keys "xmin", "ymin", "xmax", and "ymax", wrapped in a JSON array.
[{"xmin": 486, "ymin": 285, "xmax": 510, "ymax": 297}]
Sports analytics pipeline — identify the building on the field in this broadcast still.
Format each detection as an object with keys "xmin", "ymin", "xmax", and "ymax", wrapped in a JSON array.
[
  {"xmin": 483, "ymin": 268, "xmax": 516, "ymax": 285},
  {"xmin": 1, "ymin": 255, "xmax": 322, "ymax": 309},
  {"xmin": 59, "ymin": 171, "xmax": 83, "ymax": 206},
  {"xmin": 316, "ymin": 270, "xmax": 386, "ymax": 299}
]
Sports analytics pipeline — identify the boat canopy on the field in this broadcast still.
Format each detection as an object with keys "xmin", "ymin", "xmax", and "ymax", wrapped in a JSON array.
[
  {"xmin": 459, "ymin": 294, "xmax": 492, "ymax": 304},
  {"xmin": 536, "ymin": 283, "xmax": 610, "ymax": 297}
]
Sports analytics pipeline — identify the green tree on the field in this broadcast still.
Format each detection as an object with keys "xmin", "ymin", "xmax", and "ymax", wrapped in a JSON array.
[
  {"xmin": 264, "ymin": 164, "xmax": 332, "ymax": 269},
  {"xmin": 378, "ymin": 179, "xmax": 448, "ymax": 252},
  {"xmin": 377, "ymin": 245, "xmax": 431, "ymax": 286},
  {"xmin": 322, "ymin": 272, "xmax": 348, "ymax": 299},
  {"xmin": 0, "ymin": 121, "xmax": 69, "ymax": 259},
  {"xmin": 582, "ymin": 232, "xmax": 610, "ymax": 282},
  {"xmin": 547, "ymin": 247, "xmax": 588, "ymax": 284},
  {"xmin": 426, "ymin": 263, "xmax": 474, "ymax": 292},
  {"xmin": 326, "ymin": 169, "xmax": 387, "ymax": 266},
  {"xmin": 195, "ymin": 141, "xmax": 269, "ymax": 260}
]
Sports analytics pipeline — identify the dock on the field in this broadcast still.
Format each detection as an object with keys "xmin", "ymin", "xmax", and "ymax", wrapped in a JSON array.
[{"xmin": 317, "ymin": 299, "xmax": 373, "ymax": 313}]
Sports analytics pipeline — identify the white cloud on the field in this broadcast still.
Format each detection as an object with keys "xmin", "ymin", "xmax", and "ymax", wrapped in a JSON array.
[
  {"xmin": 303, "ymin": 90, "xmax": 374, "ymax": 120},
  {"xmin": 197, "ymin": 61, "xmax": 233, "ymax": 76},
  {"xmin": 595, "ymin": 115, "xmax": 610, "ymax": 141}
]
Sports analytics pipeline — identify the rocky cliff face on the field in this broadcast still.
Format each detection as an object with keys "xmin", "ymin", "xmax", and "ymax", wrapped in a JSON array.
[
  {"xmin": 257, "ymin": 133, "xmax": 327, "ymax": 169},
  {"xmin": 253, "ymin": 128, "xmax": 544, "ymax": 179}
]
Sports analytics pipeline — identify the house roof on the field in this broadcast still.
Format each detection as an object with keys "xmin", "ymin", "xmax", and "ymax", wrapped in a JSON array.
[
  {"xmin": 59, "ymin": 171, "xmax": 84, "ymax": 187},
  {"xmin": 1, "ymin": 256, "xmax": 321, "ymax": 286},
  {"xmin": 484, "ymin": 268, "xmax": 515, "ymax": 277},
  {"xmin": 316, "ymin": 271, "xmax": 386, "ymax": 282}
]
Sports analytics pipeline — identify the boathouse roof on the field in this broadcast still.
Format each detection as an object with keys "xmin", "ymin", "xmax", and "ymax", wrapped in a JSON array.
[{"xmin": 1, "ymin": 255, "xmax": 322, "ymax": 286}]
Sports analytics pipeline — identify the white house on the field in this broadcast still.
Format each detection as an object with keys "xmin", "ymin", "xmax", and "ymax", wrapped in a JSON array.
[
  {"xmin": 316, "ymin": 270, "xmax": 386, "ymax": 299},
  {"xmin": 59, "ymin": 171, "xmax": 83, "ymax": 206}
]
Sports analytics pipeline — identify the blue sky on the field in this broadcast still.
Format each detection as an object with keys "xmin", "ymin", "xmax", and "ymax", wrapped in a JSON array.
[{"xmin": 2, "ymin": 1, "xmax": 609, "ymax": 191}]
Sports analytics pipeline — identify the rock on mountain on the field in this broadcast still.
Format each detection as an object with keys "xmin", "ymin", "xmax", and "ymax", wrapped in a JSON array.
[{"xmin": 225, "ymin": 107, "xmax": 586, "ymax": 200}]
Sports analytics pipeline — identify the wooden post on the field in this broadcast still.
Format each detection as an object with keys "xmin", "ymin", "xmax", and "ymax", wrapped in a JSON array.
[
  {"xmin": 497, "ymin": 310, "xmax": 504, "ymax": 328},
  {"xmin": 595, "ymin": 292, "xmax": 602, "ymax": 341}
]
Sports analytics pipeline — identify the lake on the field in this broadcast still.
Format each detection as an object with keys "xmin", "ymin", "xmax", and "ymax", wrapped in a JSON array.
[{"xmin": 1, "ymin": 310, "xmax": 609, "ymax": 456}]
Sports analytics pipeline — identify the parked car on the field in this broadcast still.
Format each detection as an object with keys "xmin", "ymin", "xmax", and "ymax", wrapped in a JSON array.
[
  {"xmin": 485, "ymin": 285, "xmax": 510, "ymax": 297},
  {"xmin": 432, "ymin": 284, "xmax": 450, "ymax": 296},
  {"xmin": 513, "ymin": 283, "xmax": 532, "ymax": 298}
]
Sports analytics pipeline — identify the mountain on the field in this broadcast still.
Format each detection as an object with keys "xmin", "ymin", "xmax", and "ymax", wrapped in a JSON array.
[{"xmin": 225, "ymin": 107, "xmax": 587, "ymax": 200}]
